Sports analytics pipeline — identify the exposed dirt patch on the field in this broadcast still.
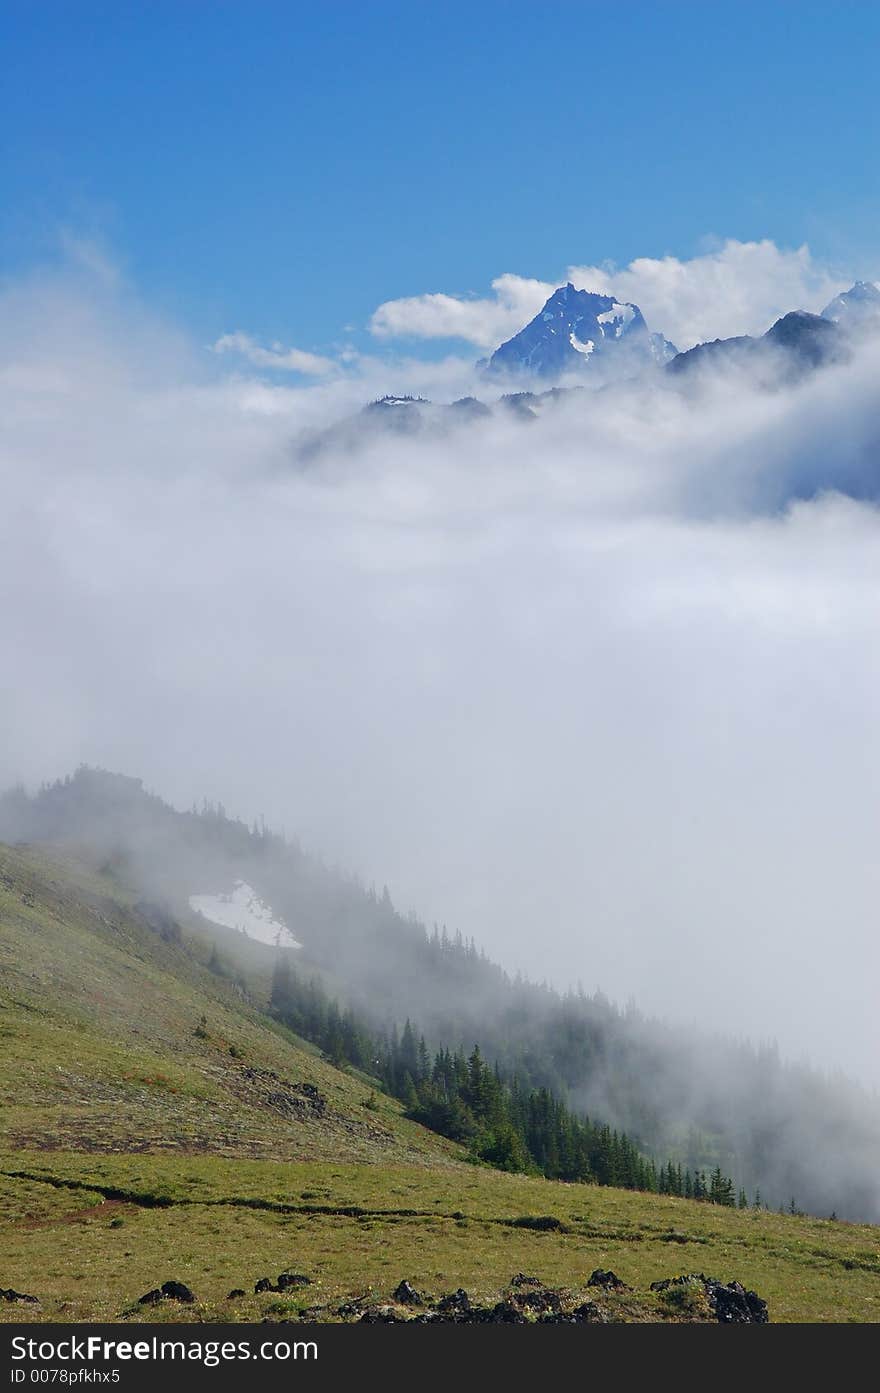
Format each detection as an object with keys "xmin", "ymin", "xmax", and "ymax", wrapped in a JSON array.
[{"xmin": 17, "ymin": 1198, "xmax": 136, "ymax": 1230}]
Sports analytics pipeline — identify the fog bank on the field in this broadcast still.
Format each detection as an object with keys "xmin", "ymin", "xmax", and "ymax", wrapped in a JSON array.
[{"xmin": 2, "ymin": 263, "xmax": 879, "ymax": 1087}]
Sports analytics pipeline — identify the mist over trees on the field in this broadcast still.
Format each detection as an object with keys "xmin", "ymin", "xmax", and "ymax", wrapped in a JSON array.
[
  {"xmin": 4, "ymin": 767, "xmax": 878, "ymax": 1222},
  {"xmin": 268, "ymin": 951, "xmax": 734, "ymax": 1198}
]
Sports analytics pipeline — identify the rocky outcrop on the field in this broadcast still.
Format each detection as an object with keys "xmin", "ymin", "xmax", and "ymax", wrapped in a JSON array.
[
  {"xmin": 347, "ymin": 1271, "xmax": 769, "ymax": 1324},
  {"xmin": 391, "ymin": 1280, "xmax": 423, "ymax": 1306},
  {"xmin": 255, "ymin": 1271, "xmax": 313, "ymax": 1294},
  {"xmin": 237, "ymin": 1066, "xmax": 327, "ymax": 1119},
  {"xmin": 587, "ymin": 1268, "xmax": 630, "ymax": 1291},
  {"xmin": 650, "ymin": 1273, "xmax": 768, "ymax": 1323},
  {"xmin": 138, "ymin": 1280, "xmax": 195, "ymax": 1304},
  {"xmin": 436, "ymin": 1288, "xmax": 471, "ymax": 1314}
]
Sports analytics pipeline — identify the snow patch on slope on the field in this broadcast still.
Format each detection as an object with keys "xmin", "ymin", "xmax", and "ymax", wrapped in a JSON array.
[
  {"xmin": 189, "ymin": 881, "xmax": 301, "ymax": 948},
  {"xmin": 597, "ymin": 303, "xmax": 636, "ymax": 337},
  {"xmin": 569, "ymin": 332, "xmax": 595, "ymax": 356}
]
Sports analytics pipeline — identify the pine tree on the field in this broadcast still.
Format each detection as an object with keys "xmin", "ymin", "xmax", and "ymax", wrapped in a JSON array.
[
  {"xmin": 399, "ymin": 1019, "xmax": 419, "ymax": 1079},
  {"xmin": 417, "ymin": 1035, "xmax": 431, "ymax": 1083},
  {"xmin": 401, "ymin": 1071, "xmax": 419, "ymax": 1112},
  {"xmin": 269, "ymin": 954, "xmax": 293, "ymax": 1015},
  {"xmin": 709, "ymin": 1166, "xmax": 735, "ymax": 1207}
]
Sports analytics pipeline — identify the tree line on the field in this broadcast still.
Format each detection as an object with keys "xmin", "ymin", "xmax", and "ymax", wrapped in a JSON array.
[{"xmin": 268, "ymin": 953, "xmax": 743, "ymax": 1204}]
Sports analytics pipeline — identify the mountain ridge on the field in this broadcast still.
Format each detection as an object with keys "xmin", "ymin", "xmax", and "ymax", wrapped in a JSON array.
[{"xmin": 293, "ymin": 280, "xmax": 877, "ymax": 469}]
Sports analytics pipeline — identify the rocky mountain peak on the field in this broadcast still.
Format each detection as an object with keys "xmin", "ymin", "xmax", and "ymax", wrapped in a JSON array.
[{"xmin": 485, "ymin": 283, "xmax": 676, "ymax": 382}]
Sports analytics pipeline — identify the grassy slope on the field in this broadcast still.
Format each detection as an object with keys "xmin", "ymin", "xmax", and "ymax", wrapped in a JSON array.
[
  {"xmin": 0, "ymin": 843, "xmax": 454, "ymax": 1166},
  {"xmin": 1, "ymin": 843, "xmax": 878, "ymax": 1324}
]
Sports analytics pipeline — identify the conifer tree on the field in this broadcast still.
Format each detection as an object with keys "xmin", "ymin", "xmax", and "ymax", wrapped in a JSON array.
[{"xmin": 270, "ymin": 954, "xmax": 293, "ymax": 1015}]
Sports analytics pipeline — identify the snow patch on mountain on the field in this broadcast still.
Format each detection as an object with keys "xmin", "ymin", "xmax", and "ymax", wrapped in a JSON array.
[
  {"xmin": 569, "ymin": 332, "xmax": 595, "ymax": 356},
  {"xmin": 189, "ymin": 881, "xmax": 301, "ymax": 948},
  {"xmin": 649, "ymin": 331, "xmax": 679, "ymax": 365},
  {"xmin": 597, "ymin": 302, "xmax": 635, "ymax": 336}
]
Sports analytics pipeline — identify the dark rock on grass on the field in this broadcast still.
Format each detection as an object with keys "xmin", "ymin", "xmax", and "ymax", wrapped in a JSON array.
[
  {"xmin": 709, "ymin": 1280, "xmax": 768, "ymax": 1324},
  {"xmin": 363, "ymin": 1295, "xmax": 526, "ymax": 1324},
  {"xmin": 429, "ymin": 1300, "xmax": 526, "ymax": 1324},
  {"xmin": 650, "ymin": 1273, "xmax": 768, "ymax": 1323},
  {"xmin": 336, "ymin": 1300, "xmax": 363, "ymax": 1317},
  {"xmin": 650, "ymin": 1271, "xmax": 711, "ymax": 1292},
  {"xmin": 510, "ymin": 1287, "xmax": 561, "ymax": 1313},
  {"xmin": 539, "ymin": 1301, "xmax": 608, "ymax": 1324},
  {"xmin": 436, "ymin": 1288, "xmax": 471, "ymax": 1314},
  {"xmin": 503, "ymin": 1278, "xmax": 561, "ymax": 1314},
  {"xmin": 1, "ymin": 1288, "xmax": 39, "ymax": 1304},
  {"xmin": 357, "ymin": 1284, "xmax": 616, "ymax": 1325},
  {"xmin": 277, "ymin": 1272, "xmax": 312, "ymax": 1290},
  {"xmin": 137, "ymin": 1282, "xmax": 195, "ymax": 1305},
  {"xmin": 587, "ymin": 1268, "xmax": 630, "ymax": 1291},
  {"xmin": 337, "ymin": 1271, "xmax": 765, "ymax": 1326},
  {"xmin": 161, "ymin": 1281, "xmax": 195, "ymax": 1303},
  {"xmin": 227, "ymin": 1289, "xmax": 246, "ymax": 1300},
  {"xmin": 239, "ymin": 1067, "xmax": 327, "ymax": 1118},
  {"xmin": 570, "ymin": 1300, "xmax": 608, "ymax": 1323},
  {"xmin": 392, "ymin": 1280, "xmax": 423, "ymax": 1306},
  {"xmin": 482, "ymin": 1300, "xmax": 527, "ymax": 1324}
]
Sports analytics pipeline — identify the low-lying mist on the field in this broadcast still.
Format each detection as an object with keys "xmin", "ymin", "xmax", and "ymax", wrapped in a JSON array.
[{"xmin": 2, "ymin": 259, "xmax": 879, "ymax": 1096}]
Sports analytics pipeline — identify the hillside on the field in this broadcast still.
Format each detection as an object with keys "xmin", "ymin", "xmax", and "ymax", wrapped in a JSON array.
[
  {"xmin": 3, "ymin": 769, "xmax": 880, "ymax": 1225},
  {"xmin": 0, "ymin": 842, "xmax": 452, "ymax": 1167},
  {"xmin": 2, "ymin": 840, "xmax": 880, "ymax": 1324}
]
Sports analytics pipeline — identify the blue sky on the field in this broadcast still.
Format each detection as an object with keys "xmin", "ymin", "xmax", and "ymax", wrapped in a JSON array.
[{"xmin": 2, "ymin": 0, "xmax": 879, "ymax": 366}]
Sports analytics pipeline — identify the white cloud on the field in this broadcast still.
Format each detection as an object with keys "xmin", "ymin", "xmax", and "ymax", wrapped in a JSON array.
[
  {"xmin": 369, "ymin": 241, "xmax": 851, "ymax": 353},
  {"xmin": 568, "ymin": 240, "xmax": 847, "ymax": 349},
  {"xmin": 212, "ymin": 330, "xmax": 340, "ymax": 377},
  {"xmin": 369, "ymin": 273, "xmax": 553, "ymax": 348}
]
